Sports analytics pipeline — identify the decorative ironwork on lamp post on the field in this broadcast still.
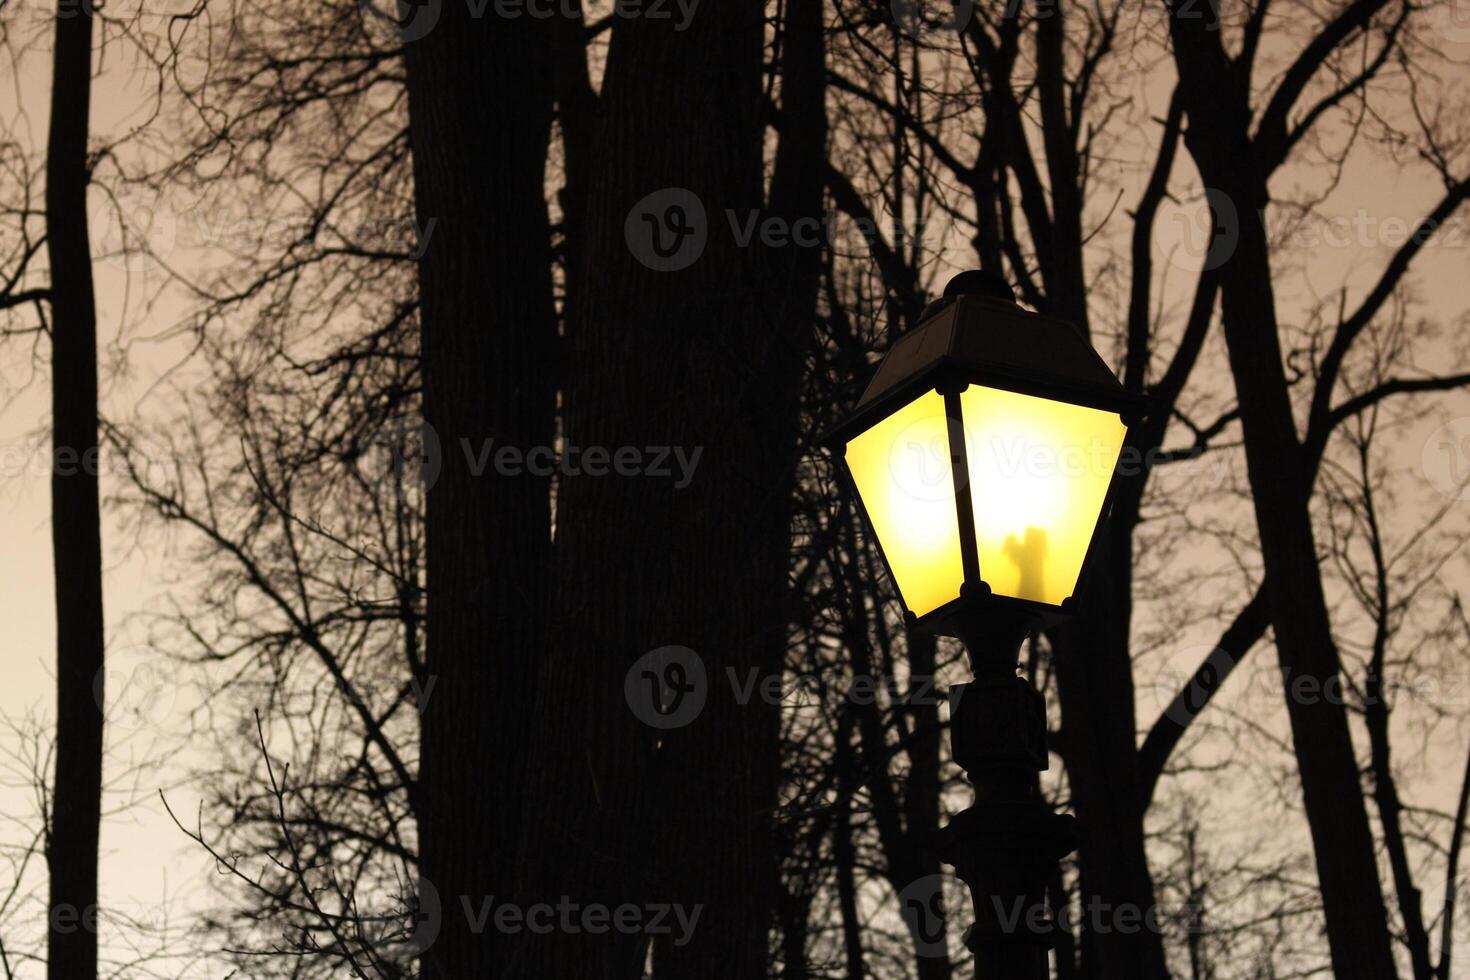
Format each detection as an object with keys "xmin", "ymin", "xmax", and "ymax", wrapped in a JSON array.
[{"xmin": 824, "ymin": 270, "xmax": 1144, "ymax": 976}]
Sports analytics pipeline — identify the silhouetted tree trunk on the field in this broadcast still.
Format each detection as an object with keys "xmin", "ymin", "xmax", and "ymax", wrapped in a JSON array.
[
  {"xmin": 1166, "ymin": 4, "xmax": 1399, "ymax": 974},
  {"xmin": 1354, "ymin": 443, "xmax": 1434, "ymax": 980},
  {"xmin": 513, "ymin": 1, "xmax": 810, "ymax": 975},
  {"xmin": 651, "ymin": 1, "xmax": 829, "ymax": 974},
  {"xmin": 402, "ymin": 5, "xmax": 557, "ymax": 976},
  {"xmin": 773, "ymin": 861, "xmax": 812, "ymax": 980},
  {"xmin": 833, "ymin": 711, "xmax": 867, "ymax": 979},
  {"xmin": 902, "ymin": 632, "xmax": 952, "ymax": 980},
  {"xmin": 45, "ymin": 2, "xmax": 103, "ymax": 978}
]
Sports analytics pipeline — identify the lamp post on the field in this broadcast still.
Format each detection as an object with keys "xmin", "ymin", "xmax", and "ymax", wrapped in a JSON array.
[{"xmin": 824, "ymin": 270, "xmax": 1143, "ymax": 976}]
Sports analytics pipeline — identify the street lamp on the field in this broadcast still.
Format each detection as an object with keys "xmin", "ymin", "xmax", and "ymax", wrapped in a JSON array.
[{"xmin": 825, "ymin": 270, "xmax": 1143, "ymax": 976}]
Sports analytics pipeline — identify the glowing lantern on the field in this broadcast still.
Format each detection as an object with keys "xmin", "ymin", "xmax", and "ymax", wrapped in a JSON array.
[{"xmin": 827, "ymin": 271, "xmax": 1143, "ymax": 633}]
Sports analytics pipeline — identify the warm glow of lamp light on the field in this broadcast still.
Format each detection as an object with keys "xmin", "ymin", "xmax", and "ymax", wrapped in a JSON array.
[
  {"xmin": 844, "ymin": 390, "xmax": 965, "ymax": 617},
  {"xmin": 959, "ymin": 386, "xmax": 1127, "ymax": 605},
  {"xmin": 826, "ymin": 273, "xmax": 1142, "ymax": 632}
]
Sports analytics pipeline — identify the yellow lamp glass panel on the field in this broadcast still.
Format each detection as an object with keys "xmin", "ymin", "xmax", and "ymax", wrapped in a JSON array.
[
  {"xmin": 844, "ymin": 390, "xmax": 965, "ymax": 617},
  {"xmin": 959, "ymin": 386, "xmax": 1126, "ymax": 606}
]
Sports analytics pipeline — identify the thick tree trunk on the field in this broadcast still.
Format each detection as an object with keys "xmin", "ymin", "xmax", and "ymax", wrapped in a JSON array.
[
  {"xmin": 1210, "ymin": 191, "xmax": 1397, "ymax": 980},
  {"xmin": 903, "ymin": 633, "xmax": 953, "ymax": 980},
  {"xmin": 834, "ymin": 713, "xmax": 868, "ymax": 979},
  {"xmin": 512, "ymin": 2, "xmax": 806, "ymax": 976},
  {"xmin": 1048, "ymin": 542, "xmax": 1168, "ymax": 980},
  {"xmin": 1366, "ymin": 665, "xmax": 1434, "ymax": 980},
  {"xmin": 1164, "ymin": 14, "xmax": 1398, "ymax": 968},
  {"xmin": 1152, "ymin": 3, "xmax": 1393, "ymax": 969},
  {"xmin": 45, "ymin": 3, "xmax": 103, "ymax": 978},
  {"xmin": 652, "ymin": 2, "xmax": 828, "ymax": 974},
  {"xmin": 402, "ymin": 6, "xmax": 556, "ymax": 976}
]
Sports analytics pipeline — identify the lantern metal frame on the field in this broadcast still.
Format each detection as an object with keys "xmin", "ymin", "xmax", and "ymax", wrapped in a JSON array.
[{"xmin": 824, "ymin": 292, "xmax": 1148, "ymax": 637}]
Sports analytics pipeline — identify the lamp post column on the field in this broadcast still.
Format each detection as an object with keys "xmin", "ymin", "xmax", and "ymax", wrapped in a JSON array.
[{"xmin": 938, "ymin": 603, "xmax": 1078, "ymax": 979}]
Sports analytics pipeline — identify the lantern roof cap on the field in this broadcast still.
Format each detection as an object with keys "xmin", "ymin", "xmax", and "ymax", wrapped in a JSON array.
[
  {"xmin": 824, "ymin": 273, "xmax": 1146, "ymax": 447},
  {"xmin": 855, "ymin": 293, "xmax": 1127, "ymax": 408}
]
